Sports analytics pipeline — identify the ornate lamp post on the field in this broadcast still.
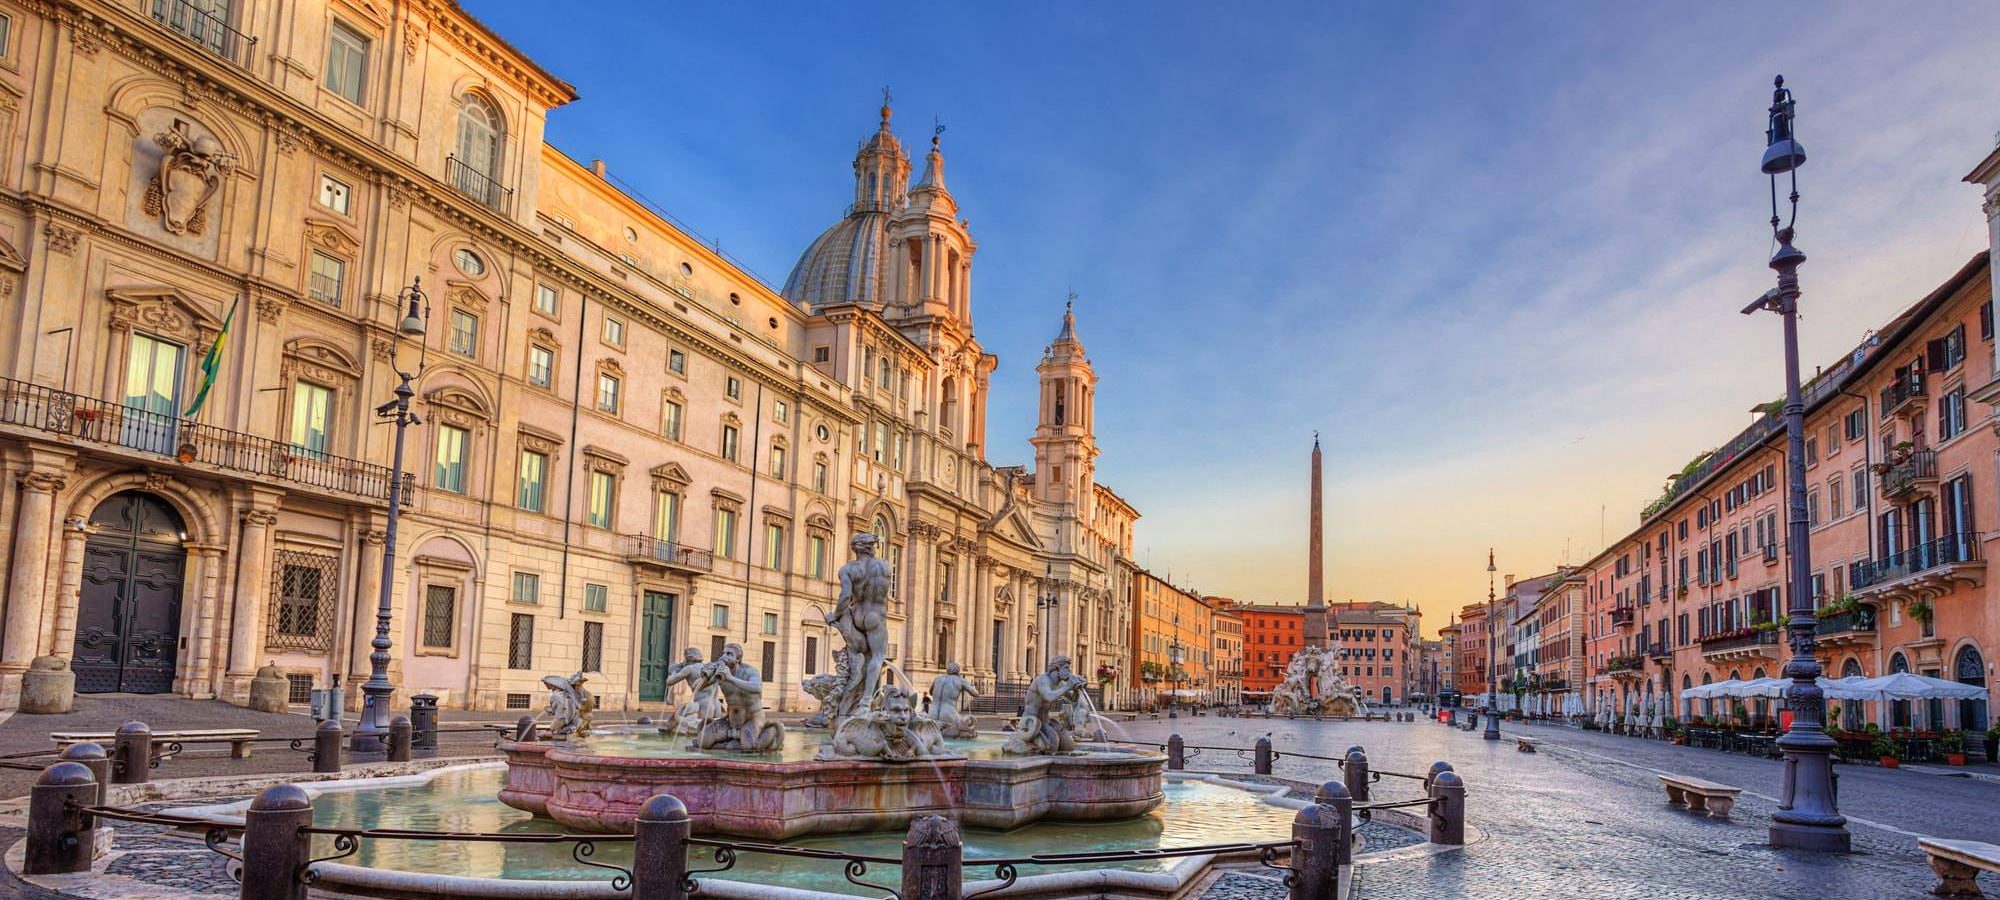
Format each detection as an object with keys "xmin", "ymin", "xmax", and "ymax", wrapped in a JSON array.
[
  {"xmin": 351, "ymin": 279, "xmax": 429, "ymax": 754},
  {"xmin": 1167, "ymin": 638, "xmax": 1184, "ymax": 719},
  {"xmin": 1035, "ymin": 565, "xmax": 1058, "ymax": 674},
  {"xmin": 1743, "ymin": 76, "xmax": 1849, "ymax": 852},
  {"xmin": 1483, "ymin": 549, "xmax": 1501, "ymax": 740}
]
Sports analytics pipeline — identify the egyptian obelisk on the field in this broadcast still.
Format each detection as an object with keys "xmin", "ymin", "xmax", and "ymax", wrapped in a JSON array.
[{"xmin": 1304, "ymin": 434, "xmax": 1329, "ymax": 644}]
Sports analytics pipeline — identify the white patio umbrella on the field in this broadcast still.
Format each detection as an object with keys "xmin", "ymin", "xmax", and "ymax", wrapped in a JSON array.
[
  {"xmin": 1848, "ymin": 672, "xmax": 1987, "ymax": 701},
  {"xmin": 1696, "ymin": 679, "xmax": 1746, "ymax": 699}
]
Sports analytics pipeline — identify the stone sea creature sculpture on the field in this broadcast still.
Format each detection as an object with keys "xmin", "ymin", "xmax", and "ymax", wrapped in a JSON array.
[
  {"xmin": 821, "ymin": 683, "xmax": 946, "ymax": 761},
  {"xmin": 541, "ymin": 671, "xmax": 595, "ymax": 740},
  {"xmin": 1004, "ymin": 655, "xmax": 1090, "ymax": 755},
  {"xmin": 1272, "ymin": 646, "xmax": 1360, "ymax": 717}
]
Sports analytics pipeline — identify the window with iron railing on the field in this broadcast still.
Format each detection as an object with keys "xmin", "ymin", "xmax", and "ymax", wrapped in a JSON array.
[
  {"xmin": 269, "ymin": 549, "xmax": 337, "ymax": 651},
  {"xmin": 152, "ymin": 0, "xmax": 255, "ymax": 65}
]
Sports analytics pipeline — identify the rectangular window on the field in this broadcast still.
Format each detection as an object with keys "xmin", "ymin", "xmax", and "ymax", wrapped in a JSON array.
[
  {"xmin": 714, "ymin": 508, "xmax": 738, "ymax": 558},
  {"xmin": 653, "ymin": 491, "xmax": 680, "ymax": 540},
  {"xmin": 422, "ymin": 585, "xmax": 456, "ymax": 649},
  {"xmin": 1807, "ymin": 490, "xmax": 1821, "ymax": 527},
  {"xmin": 308, "ymin": 251, "xmax": 345, "ymax": 306},
  {"xmin": 512, "ymin": 571, "xmax": 539, "ymax": 605},
  {"xmin": 584, "ymin": 583, "xmax": 608, "ymax": 613},
  {"xmin": 434, "ymin": 425, "xmax": 468, "ymax": 492},
  {"xmin": 813, "ymin": 346, "xmax": 830, "ymax": 363},
  {"xmin": 1852, "ymin": 467, "xmax": 1867, "ymax": 509},
  {"xmin": 581, "ymin": 621, "xmax": 604, "ymax": 673},
  {"xmin": 288, "ymin": 382, "xmax": 334, "ymax": 458},
  {"xmin": 769, "ymin": 444, "xmax": 787, "ymax": 478},
  {"xmin": 449, "ymin": 309, "xmax": 478, "ymax": 357},
  {"xmin": 726, "ymin": 376, "xmax": 742, "ymax": 400},
  {"xmin": 528, "ymin": 345, "xmax": 554, "ymax": 389},
  {"xmin": 602, "ymin": 315, "xmax": 626, "ymax": 347},
  {"xmin": 764, "ymin": 523, "xmax": 785, "ymax": 570},
  {"xmin": 587, "ymin": 470, "xmax": 615, "ymax": 528},
  {"xmin": 809, "ymin": 535, "xmax": 827, "ymax": 579},
  {"xmin": 813, "ymin": 461, "xmax": 828, "ymax": 494},
  {"xmin": 1829, "ymin": 475, "xmax": 1844, "ymax": 519},
  {"xmin": 711, "ymin": 604, "xmax": 730, "ymax": 628},
  {"xmin": 763, "ymin": 612, "xmax": 779, "ymax": 636},
  {"xmin": 269, "ymin": 550, "xmax": 336, "ymax": 651},
  {"xmin": 650, "ymin": 401, "xmax": 680, "ymax": 441},
  {"xmin": 326, "ymin": 21, "xmax": 370, "ymax": 105},
  {"xmin": 763, "ymin": 641, "xmax": 777, "ymax": 680},
  {"xmin": 597, "ymin": 373, "xmax": 621, "ymax": 413},
  {"xmin": 508, "ymin": 613, "xmax": 534, "ymax": 669},
  {"xmin": 534, "ymin": 283, "xmax": 560, "ymax": 316},
  {"xmin": 721, "ymin": 424, "xmax": 739, "ymax": 461},
  {"xmin": 774, "ymin": 400, "xmax": 789, "ymax": 423},
  {"xmin": 805, "ymin": 635, "xmax": 819, "ymax": 675},
  {"xmin": 318, "ymin": 173, "xmax": 351, "ymax": 215},
  {"xmin": 1941, "ymin": 387, "xmax": 1968, "ymax": 441},
  {"xmin": 517, "ymin": 449, "xmax": 547, "ymax": 512},
  {"xmin": 668, "ymin": 349, "xmax": 686, "ymax": 374}
]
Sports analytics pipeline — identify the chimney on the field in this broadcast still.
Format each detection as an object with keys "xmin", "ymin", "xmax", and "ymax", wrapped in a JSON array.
[{"xmin": 591, "ymin": 159, "xmax": 608, "ymax": 179}]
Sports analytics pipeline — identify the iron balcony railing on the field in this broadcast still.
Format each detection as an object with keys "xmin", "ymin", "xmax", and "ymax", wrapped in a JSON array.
[
  {"xmin": 1762, "ymin": 543, "xmax": 1779, "ymax": 564},
  {"xmin": 0, "ymin": 377, "xmax": 404, "ymax": 503},
  {"xmin": 1698, "ymin": 629, "xmax": 1780, "ymax": 654},
  {"xmin": 625, "ymin": 534, "xmax": 716, "ymax": 572},
  {"xmin": 1850, "ymin": 532, "xmax": 1982, "ymax": 590},
  {"xmin": 1647, "ymin": 641, "xmax": 1670, "ymax": 660},
  {"xmin": 150, "ymin": 0, "xmax": 257, "ymax": 66},
  {"xmin": 1606, "ymin": 654, "xmax": 1645, "ymax": 673},
  {"xmin": 1879, "ymin": 374, "xmax": 1927, "ymax": 420},
  {"xmin": 446, "ymin": 155, "xmax": 514, "ymax": 214},
  {"xmin": 1815, "ymin": 608, "xmax": 1876, "ymax": 637},
  {"xmin": 1611, "ymin": 606, "xmax": 1636, "ymax": 627},
  {"xmin": 1883, "ymin": 449, "xmax": 1939, "ymax": 497}
]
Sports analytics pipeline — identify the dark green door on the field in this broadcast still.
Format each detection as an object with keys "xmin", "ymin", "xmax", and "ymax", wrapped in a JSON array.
[{"xmin": 639, "ymin": 591, "xmax": 675, "ymax": 702}]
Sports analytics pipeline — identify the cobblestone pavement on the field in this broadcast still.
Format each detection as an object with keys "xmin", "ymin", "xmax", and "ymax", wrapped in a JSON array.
[{"xmin": 1122, "ymin": 714, "xmax": 1983, "ymax": 899}]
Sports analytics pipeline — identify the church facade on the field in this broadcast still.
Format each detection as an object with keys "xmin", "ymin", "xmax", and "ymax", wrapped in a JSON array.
[{"xmin": 0, "ymin": 0, "xmax": 1135, "ymax": 713}]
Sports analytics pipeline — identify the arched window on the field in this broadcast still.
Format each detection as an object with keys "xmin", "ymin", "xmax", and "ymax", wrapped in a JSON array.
[
  {"xmin": 1840, "ymin": 658, "xmax": 1864, "ymax": 731},
  {"xmin": 940, "ymin": 376, "xmax": 958, "ymax": 436},
  {"xmin": 1701, "ymin": 672, "xmax": 1713, "ymax": 718},
  {"xmin": 454, "ymin": 95, "xmax": 503, "ymax": 205},
  {"xmin": 1890, "ymin": 652, "xmax": 1912, "ymax": 729},
  {"xmin": 1681, "ymin": 674, "xmax": 1692, "ymax": 719},
  {"xmin": 1956, "ymin": 645, "xmax": 1988, "ymax": 732}
]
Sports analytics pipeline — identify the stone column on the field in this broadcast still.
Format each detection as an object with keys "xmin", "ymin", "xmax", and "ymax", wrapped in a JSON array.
[
  {"xmin": 226, "ymin": 506, "xmax": 280, "ymax": 699},
  {"xmin": 46, "ymin": 516, "xmax": 90, "ymax": 659},
  {"xmin": 349, "ymin": 527, "xmax": 385, "ymax": 696},
  {"xmin": 3, "ymin": 472, "xmax": 65, "ymax": 690},
  {"xmin": 184, "ymin": 546, "xmax": 223, "ymax": 698}
]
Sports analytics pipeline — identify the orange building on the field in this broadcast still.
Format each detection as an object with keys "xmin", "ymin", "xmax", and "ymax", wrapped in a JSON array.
[
  {"xmin": 1453, "ymin": 602, "xmax": 1491, "ymax": 704},
  {"xmin": 1131, "ymin": 569, "xmax": 1213, "ymax": 708},
  {"xmin": 1333, "ymin": 601, "xmax": 1419, "ymax": 706},
  {"xmin": 1212, "ymin": 607, "xmax": 1245, "ymax": 706},
  {"xmin": 1223, "ymin": 601, "xmax": 1306, "ymax": 694}
]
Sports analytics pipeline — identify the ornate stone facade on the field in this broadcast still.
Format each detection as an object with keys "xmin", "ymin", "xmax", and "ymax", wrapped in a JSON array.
[{"xmin": 0, "ymin": 1, "xmax": 1136, "ymax": 711}]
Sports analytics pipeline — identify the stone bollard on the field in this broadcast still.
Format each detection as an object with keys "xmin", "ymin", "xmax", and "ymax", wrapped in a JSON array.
[
  {"xmin": 410, "ymin": 693, "xmax": 439, "ymax": 751},
  {"xmin": 633, "ymin": 793, "xmax": 691, "ymax": 900},
  {"xmin": 1429, "ymin": 770, "xmax": 1466, "ymax": 845},
  {"xmin": 23, "ymin": 762, "xmax": 96, "ymax": 875},
  {"xmin": 1290, "ymin": 780, "xmax": 1351, "ymax": 900},
  {"xmin": 515, "ymin": 715, "xmax": 538, "ymax": 741},
  {"xmin": 388, "ymin": 716, "xmax": 413, "ymax": 762},
  {"xmin": 637, "ymin": 715, "xmax": 654, "ymax": 726},
  {"xmin": 1344, "ymin": 748, "xmax": 1370, "ymax": 804},
  {"xmin": 57, "ymin": 742, "xmax": 109, "ymax": 808},
  {"xmin": 1424, "ymin": 760, "xmax": 1454, "ymax": 793},
  {"xmin": 112, "ymin": 721, "xmax": 151, "ymax": 785},
  {"xmin": 241, "ymin": 785, "xmax": 313, "ymax": 900},
  {"xmin": 900, "ymin": 815, "xmax": 964, "ymax": 900},
  {"xmin": 312, "ymin": 719, "xmax": 343, "ymax": 773},
  {"xmin": 1254, "ymin": 736, "xmax": 1274, "ymax": 775},
  {"xmin": 1167, "ymin": 734, "xmax": 1186, "ymax": 771}
]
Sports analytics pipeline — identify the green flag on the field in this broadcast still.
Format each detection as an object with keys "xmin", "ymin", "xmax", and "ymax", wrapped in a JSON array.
[{"xmin": 183, "ymin": 295, "xmax": 238, "ymax": 418}]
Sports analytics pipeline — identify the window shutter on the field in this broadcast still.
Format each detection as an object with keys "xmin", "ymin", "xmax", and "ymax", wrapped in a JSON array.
[{"xmin": 1927, "ymin": 340, "xmax": 1946, "ymax": 371}]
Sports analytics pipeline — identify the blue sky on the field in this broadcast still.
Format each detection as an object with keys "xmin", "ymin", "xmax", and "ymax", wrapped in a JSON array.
[{"xmin": 466, "ymin": 2, "xmax": 2000, "ymax": 634}]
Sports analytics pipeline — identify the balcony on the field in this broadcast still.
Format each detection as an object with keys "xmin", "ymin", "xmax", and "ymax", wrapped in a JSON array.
[
  {"xmin": 149, "ymin": 0, "xmax": 258, "ymax": 67},
  {"xmin": 1882, "ymin": 450, "xmax": 1939, "ymax": 498},
  {"xmin": 1762, "ymin": 543, "xmax": 1779, "ymax": 565},
  {"xmin": 1606, "ymin": 654, "xmax": 1646, "ymax": 681},
  {"xmin": 1611, "ymin": 606, "xmax": 1636, "ymax": 627},
  {"xmin": 1813, "ymin": 608, "xmax": 1877, "ymax": 650},
  {"xmin": 1699, "ymin": 628, "xmax": 1781, "ymax": 662},
  {"xmin": 1850, "ymin": 532, "xmax": 1984, "ymax": 604},
  {"xmin": 624, "ymin": 534, "xmax": 715, "ymax": 574},
  {"xmin": 0, "ymin": 377, "xmax": 403, "ymax": 503},
  {"xmin": 447, "ymin": 156, "xmax": 515, "ymax": 215},
  {"xmin": 1647, "ymin": 641, "xmax": 1672, "ymax": 662},
  {"xmin": 1880, "ymin": 374, "xmax": 1927, "ymax": 420}
]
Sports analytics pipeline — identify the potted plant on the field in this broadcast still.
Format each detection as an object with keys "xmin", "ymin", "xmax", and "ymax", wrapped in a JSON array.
[
  {"xmin": 1907, "ymin": 598, "xmax": 1934, "ymax": 626},
  {"xmin": 1731, "ymin": 702, "xmax": 1750, "ymax": 728},
  {"xmin": 1941, "ymin": 729, "xmax": 1967, "ymax": 766},
  {"xmin": 1986, "ymin": 724, "xmax": 2000, "ymax": 762},
  {"xmin": 1872, "ymin": 734, "xmax": 1904, "ymax": 768}
]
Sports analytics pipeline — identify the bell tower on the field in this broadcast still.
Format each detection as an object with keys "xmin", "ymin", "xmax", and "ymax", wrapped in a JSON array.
[
  {"xmin": 1031, "ymin": 297, "xmax": 1097, "ymax": 506},
  {"xmin": 853, "ymin": 91, "xmax": 909, "ymax": 215}
]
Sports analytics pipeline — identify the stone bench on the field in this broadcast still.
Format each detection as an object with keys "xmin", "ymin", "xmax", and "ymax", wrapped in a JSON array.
[
  {"xmin": 1658, "ymin": 774, "xmax": 1740, "ymax": 818},
  {"xmin": 1515, "ymin": 737, "xmax": 1538, "ymax": 753},
  {"xmin": 1919, "ymin": 837, "xmax": 2000, "ymax": 898},
  {"xmin": 52, "ymin": 728, "xmax": 260, "ymax": 759}
]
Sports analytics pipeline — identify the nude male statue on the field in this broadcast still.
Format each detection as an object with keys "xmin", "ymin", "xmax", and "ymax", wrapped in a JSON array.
[
  {"xmin": 693, "ymin": 642, "xmax": 784, "ymax": 753},
  {"xmin": 659, "ymin": 647, "xmax": 718, "ymax": 735},
  {"xmin": 929, "ymin": 662, "xmax": 980, "ymax": 739},
  {"xmin": 830, "ymin": 532, "xmax": 893, "ymax": 718},
  {"xmin": 1004, "ymin": 655, "xmax": 1088, "ymax": 755}
]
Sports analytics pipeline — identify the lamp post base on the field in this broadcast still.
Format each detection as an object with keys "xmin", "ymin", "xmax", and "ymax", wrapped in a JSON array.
[
  {"xmin": 1481, "ymin": 708, "xmax": 1500, "ymax": 741},
  {"xmin": 1769, "ymin": 821, "xmax": 1851, "ymax": 853},
  {"xmin": 348, "ymin": 684, "xmax": 396, "ymax": 754}
]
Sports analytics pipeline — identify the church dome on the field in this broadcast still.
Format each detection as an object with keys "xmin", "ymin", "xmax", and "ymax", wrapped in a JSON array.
[{"xmin": 782, "ymin": 210, "xmax": 891, "ymax": 308}]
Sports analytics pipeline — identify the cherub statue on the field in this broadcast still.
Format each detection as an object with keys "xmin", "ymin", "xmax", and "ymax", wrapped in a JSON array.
[
  {"xmin": 541, "ymin": 672, "xmax": 595, "ymax": 740},
  {"xmin": 821, "ymin": 683, "xmax": 946, "ymax": 761}
]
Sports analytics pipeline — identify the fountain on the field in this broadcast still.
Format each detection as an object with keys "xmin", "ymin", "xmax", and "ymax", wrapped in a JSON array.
[
  {"xmin": 496, "ymin": 533, "xmax": 1166, "ymax": 839},
  {"xmin": 1271, "ymin": 646, "xmax": 1364, "ymax": 718}
]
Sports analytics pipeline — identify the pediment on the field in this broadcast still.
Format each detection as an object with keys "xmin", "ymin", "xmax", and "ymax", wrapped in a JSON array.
[
  {"xmin": 650, "ymin": 461, "xmax": 691, "ymax": 487},
  {"xmin": 444, "ymin": 279, "xmax": 492, "ymax": 314},
  {"xmin": 303, "ymin": 217, "xmax": 360, "ymax": 256},
  {"xmin": 528, "ymin": 326, "xmax": 560, "ymax": 348},
  {"xmin": 105, "ymin": 285, "xmax": 227, "ymax": 345},
  {"xmin": 282, "ymin": 336, "xmax": 363, "ymax": 381}
]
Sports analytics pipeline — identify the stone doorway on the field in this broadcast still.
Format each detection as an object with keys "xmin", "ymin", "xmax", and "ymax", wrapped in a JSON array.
[{"xmin": 73, "ymin": 490, "xmax": 187, "ymax": 694}]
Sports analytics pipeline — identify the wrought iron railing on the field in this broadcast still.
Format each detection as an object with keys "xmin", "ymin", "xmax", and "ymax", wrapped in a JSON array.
[
  {"xmin": 1880, "ymin": 374, "xmax": 1927, "ymax": 419},
  {"xmin": 1815, "ymin": 608, "xmax": 1875, "ymax": 637},
  {"xmin": 149, "ymin": 0, "xmax": 257, "ymax": 66},
  {"xmin": 446, "ymin": 155, "xmax": 514, "ymax": 214},
  {"xmin": 626, "ymin": 534, "xmax": 716, "ymax": 572},
  {"xmin": 1851, "ymin": 532, "xmax": 1982, "ymax": 590},
  {"xmin": 1883, "ymin": 449, "xmax": 1938, "ymax": 496},
  {"xmin": 1611, "ymin": 606, "xmax": 1635, "ymax": 626},
  {"xmin": 0, "ymin": 377, "xmax": 405, "ymax": 503},
  {"xmin": 1697, "ymin": 629, "xmax": 1780, "ymax": 653}
]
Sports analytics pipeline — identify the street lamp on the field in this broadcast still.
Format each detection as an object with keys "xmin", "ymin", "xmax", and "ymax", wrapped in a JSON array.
[
  {"xmin": 1167, "ymin": 638, "xmax": 1184, "ymax": 719},
  {"xmin": 1744, "ymin": 76, "xmax": 1849, "ymax": 853},
  {"xmin": 1483, "ymin": 549, "xmax": 1501, "ymax": 740},
  {"xmin": 1035, "ymin": 566, "xmax": 1058, "ymax": 673},
  {"xmin": 352, "ymin": 278, "xmax": 429, "ymax": 754}
]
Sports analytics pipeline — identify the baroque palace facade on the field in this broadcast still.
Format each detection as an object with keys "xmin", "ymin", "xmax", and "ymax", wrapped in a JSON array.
[{"xmin": 0, "ymin": 0, "xmax": 1139, "ymax": 712}]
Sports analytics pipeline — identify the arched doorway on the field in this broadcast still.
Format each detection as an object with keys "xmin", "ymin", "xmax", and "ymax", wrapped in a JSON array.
[
  {"xmin": 1955, "ymin": 645, "xmax": 1987, "ymax": 732},
  {"xmin": 1890, "ymin": 652, "xmax": 1911, "ymax": 729},
  {"xmin": 73, "ymin": 491, "xmax": 186, "ymax": 693},
  {"xmin": 1840, "ymin": 658, "xmax": 1864, "ymax": 731}
]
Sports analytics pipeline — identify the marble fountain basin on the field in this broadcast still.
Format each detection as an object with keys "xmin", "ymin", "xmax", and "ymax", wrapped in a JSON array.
[{"xmin": 497, "ymin": 727, "xmax": 1166, "ymax": 839}]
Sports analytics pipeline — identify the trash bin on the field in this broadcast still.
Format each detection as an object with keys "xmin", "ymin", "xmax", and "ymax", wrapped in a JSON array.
[{"xmin": 411, "ymin": 693, "xmax": 439, "ymax": 750}]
